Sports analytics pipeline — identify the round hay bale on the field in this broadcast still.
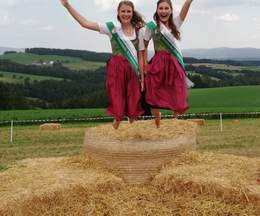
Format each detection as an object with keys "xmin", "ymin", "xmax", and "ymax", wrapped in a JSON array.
[
  {"xmin": 40, "ymin": 123, "xmax": 61, "ymax": 131},
  {"xmin": 187, "ymin": 119, "xmax": 205, "ymax": 126},
  {"xmin": 83, "ymin": 119, "xmax": 197, "ymax": 185}
]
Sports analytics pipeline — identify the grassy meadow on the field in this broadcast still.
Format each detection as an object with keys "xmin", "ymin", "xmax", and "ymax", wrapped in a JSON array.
[
  {"xmin": 0, "ymin": 108, "xmax": 106, "ymax": 122},
  {"xmin": 0, "ymin": 53, "xmax": 105, "ymax": 71},
  {"xmin": 0, "ymin": 118, "xmax": 260, "ymax": 172},
  {"xmin": 188, "ymin": 85, "xmax": 260, "ymax": 113},
  {"xmin": 192, "ymin": 63, "xmax": 260, "ymax": 72},
  {"xmin": 0, "ymin": 70, "xmax": 64, "ymax": 83},
  {"xmin": 0, "ymin": 85, "xmax": 259, "ymax": 123}
]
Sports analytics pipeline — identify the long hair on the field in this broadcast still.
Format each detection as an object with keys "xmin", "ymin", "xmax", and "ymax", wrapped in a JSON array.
[
  {"xmin": 153, "ymin": 0, "xmax": 181, "ymax": 40},
  {"xmin": 117, "ymin": 0, "xmax": 145, "ymax": 29}
]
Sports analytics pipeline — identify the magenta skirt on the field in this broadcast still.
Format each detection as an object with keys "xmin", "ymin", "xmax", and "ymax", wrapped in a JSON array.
[
  {"xmin": 106, "ymin": 55, "xmax": 144, "ymax": 121},
  {"xmin": 145, "ymin": 51, "xmax": 189, "ymax": 114}
]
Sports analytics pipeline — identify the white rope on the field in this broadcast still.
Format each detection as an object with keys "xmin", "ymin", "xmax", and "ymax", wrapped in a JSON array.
[{"xmin": 1, "ymin": 111, "xmax": 260, "ymax": 126}]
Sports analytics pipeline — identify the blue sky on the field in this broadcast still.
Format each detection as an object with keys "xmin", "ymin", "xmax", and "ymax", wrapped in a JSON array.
[{"xmin": 0, "ymin": 0, "xmax": 260, "ymax": 52}]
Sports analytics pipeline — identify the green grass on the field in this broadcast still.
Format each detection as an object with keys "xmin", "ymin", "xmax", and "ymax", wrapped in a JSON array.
[
  {"xmin": 192, "ymin": 63, "xmax": 260, "ymax": 72},
  {"xmin": 0, "ymin": 86, "xmax": 260, "ymax": 122},
  {"xmin": 0, "ymin": 108, "xmax": 106, "ymax": 122},
  {"xmin": 0, "ymin": 70, "xmax": 64, "ymax": 83},
  {"xmin": 197, "ymin": 118, "xmax": 260, "ymax": 157},
  {"xmin": 188, "ymin": 85, "xmax": 260, "ymax": 113},
  {"xmin": 0, "ymin": 53, "xmax": 105, "ymax": 71},
  {"xmin": 0, "ymin": 122, "xmax": 98, "ymax": 171},
  {"xmin": 0, "ymin": 119, "xmax": 260, "ymax": 172}
]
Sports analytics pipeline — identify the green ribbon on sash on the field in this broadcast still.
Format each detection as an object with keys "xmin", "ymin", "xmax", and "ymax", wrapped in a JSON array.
[
  {"xmin": 106, "ymin": 22, "xmax": 141, "ymax": 80},
  {"xmin": 146, "ymin": 21, "xmax": 185, "ymax": 70}
]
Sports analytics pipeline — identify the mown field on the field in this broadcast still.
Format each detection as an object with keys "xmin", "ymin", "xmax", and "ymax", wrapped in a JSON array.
[
  {"xmin": 0, "ymin": 118, "xmax": 260, "ymax": 172},
  {"xmin": 0, "ymin": 70, "xmax": 64, "ymax": 83},
  {"xmin": 192, "ymin": 63, "xmax": 260, "ymax": 72},
  {"xmin": 0, "ymin": 53, "xmax": 105, "ymax": 71},
  {"xmin": 0, "ymin": 85, "xmax": 259, "ymax": 122}
]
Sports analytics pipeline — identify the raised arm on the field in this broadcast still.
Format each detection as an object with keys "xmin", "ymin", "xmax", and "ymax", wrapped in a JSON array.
[
  {"xmin": 138, "ymin": 51, "xmax": 145, "ymax": 91},
  {"xmin": 179, "ymin": 0, "xmax": 193, "ymax": 22},
  {"xmin": 60, "ymin": 0, "xmax": 100, "ymax": 32}
]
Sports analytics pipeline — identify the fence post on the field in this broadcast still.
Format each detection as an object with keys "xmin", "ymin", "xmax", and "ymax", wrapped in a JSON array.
[
  {"xmin": 220, "ymin": 113, "xmax": 223, "ymax": 132},
  {"xmin": 10, "ymin": 120, "xmax": 13, "ymax": 144}
]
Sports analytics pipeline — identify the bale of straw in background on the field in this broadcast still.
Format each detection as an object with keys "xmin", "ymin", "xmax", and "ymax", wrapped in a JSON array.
[
  {"xmin": 84, "ymin": 119, "xmax": 197, "ymax": 185},
  {"xmin": 187, "ymin": 119, "xmax": 205, "ymax": 126},
  {"xmin": 39, "ymin": 123, "xmax": 61, "ymax": 130}
]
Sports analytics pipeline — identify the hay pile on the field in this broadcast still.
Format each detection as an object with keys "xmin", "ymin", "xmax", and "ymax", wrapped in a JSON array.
[
  {"xmin": 153, "ymin": 151, "xmax": 260, "ymax": 204},
  {"xmin": 39, "ymin": 123, "xmax": 61, "ymax": 130},
  {"xmin": 86, "ymin": 119, "xmax": 197, "ymax": 141},
  {"xmin": 84, "ymin": 120, "xmax": 197, "ymax": 184},
  {"xmin": 1, "ymin": 152, "xmax": 260, "ymax": 215}
]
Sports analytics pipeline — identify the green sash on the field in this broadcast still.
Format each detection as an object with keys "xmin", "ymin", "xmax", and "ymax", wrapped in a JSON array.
[
  {"xmin": 106, "ymin": 22, "xmax": 140, "ymax": 79},
  {"xmin": 146, "ymin": 21, "xmax": 185, "ymax": 70}
]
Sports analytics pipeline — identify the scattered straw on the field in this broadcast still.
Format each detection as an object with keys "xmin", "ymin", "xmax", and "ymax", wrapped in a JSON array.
[{"xmin": 1, "ymin": 152, "xmax": 260, "ymax": 215}]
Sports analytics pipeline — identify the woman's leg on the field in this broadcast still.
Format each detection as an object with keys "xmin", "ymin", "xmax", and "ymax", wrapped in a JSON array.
[
  {"xmin": 173, "ymin": 111, "xmax": 180, "ymax": 119},
  {"xmin": 112, "ymin": 119, "xmax": 121, "ymax": 129},
  {"xmin": 151, "ymin": 108, "xmax": 161, "ymax": 128}
]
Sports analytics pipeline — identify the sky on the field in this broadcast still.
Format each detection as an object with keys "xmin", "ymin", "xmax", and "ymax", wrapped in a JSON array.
[{"xmin": 1, "ymin": 0, "xmax": 260, "ymax": 52}]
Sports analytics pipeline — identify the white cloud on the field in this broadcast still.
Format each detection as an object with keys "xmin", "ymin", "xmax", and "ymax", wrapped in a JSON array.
[
  {"xmin": 94, "ymin": 0, "xmax": 138, "ymax": 11},
  {"xmin": 40, "ymin": 25, "xmax": 54, "ymax": 31},
  {"xmin": 0, "ymin": 13, "xmax": 13, "ymax": 26},
  {"xmin": 215, "ymin": 13, "xmax": 240, "ymax": 22},
  {"xmin": 199, "ymin": 0, "xmax": 260, "ymax": 8},
  {"xmin": 0, "ymin": 0, "xmax": 18, "ymax": 7},
  {"xmin": 192, "ymin": 9, "xmax": 210, "ymax": 15},
  {"xmin": 250, "ymin": 35, "xmax": 258, "ymax": 39},
  {"xmin": 20, "ymin": 19, "xmax": 39, "ymax": 26}
]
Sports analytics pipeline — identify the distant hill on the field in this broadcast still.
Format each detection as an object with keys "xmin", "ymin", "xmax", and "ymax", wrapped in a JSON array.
[
  {"xmin": 0, "ymin": 47, "xmax": 24, "ymax": 55},
  {"xmin": 2, "ymin": 46, "xmax": 260, "ymax": 61},
  {"xmin": 183, "ymin": 48, "xmax": 260, "ymax": 61}
]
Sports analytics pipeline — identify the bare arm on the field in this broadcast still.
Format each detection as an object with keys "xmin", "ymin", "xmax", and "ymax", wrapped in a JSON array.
[
  {"xmin": 143, "ymin": 40, "xmax": 149, "ymax": 74},
  {"xmin": 60, "ymin": 0, "xmax": 100, "ymax": 32},
  {"xmin": 138, "ymin": 51, "xmax": 145, "ymax": 91},
  {"xmin": 179, "ymin": 0, "xmax": 193, "ymax": 22}
]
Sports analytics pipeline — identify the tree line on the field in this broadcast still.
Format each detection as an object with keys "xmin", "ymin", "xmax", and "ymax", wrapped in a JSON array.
[
  {"xmin": 1, "ymin": 54, "xmax": 260, "ymax": 110},
  {"xmin": 25, "ymin": 48, "xmax": 111, "ymax": 63}
]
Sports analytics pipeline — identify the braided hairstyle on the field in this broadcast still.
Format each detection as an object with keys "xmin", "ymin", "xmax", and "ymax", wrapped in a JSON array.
[
  {"xmin": 117, "ymin": 0, "xmax": 145, "ymax": 30},
  {"xmin": 153, "ymin": 0, "xmax": 181, "ymax": 40}
]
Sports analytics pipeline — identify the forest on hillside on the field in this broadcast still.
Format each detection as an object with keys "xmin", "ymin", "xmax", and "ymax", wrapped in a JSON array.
[{"xmin": 1, "ymin": 48, "xmax": 260, "ymax": 110}]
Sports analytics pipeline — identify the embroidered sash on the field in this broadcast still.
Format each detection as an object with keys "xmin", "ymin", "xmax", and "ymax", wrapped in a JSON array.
[
  {"xmin": 146, "ymin": 21, "xmax": 194, "ymax": 88},
  {"xmin": 106, "ymin": 22, "xmax": 140, "ymax": 79}
]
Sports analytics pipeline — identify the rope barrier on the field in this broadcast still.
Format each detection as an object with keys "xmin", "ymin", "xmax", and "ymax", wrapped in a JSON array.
[{"xmin": 0, "ymin": 111, "xmax": 260, "ymax": 126}]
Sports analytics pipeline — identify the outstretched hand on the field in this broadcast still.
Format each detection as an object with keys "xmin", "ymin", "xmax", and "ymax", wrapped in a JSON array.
[{"xmin": 60, "ymin": 0, "xmax": 69, "ymax": 7}]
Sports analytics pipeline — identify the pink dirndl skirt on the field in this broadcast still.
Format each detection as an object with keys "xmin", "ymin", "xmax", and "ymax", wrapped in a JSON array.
[
  {"xmin": 106, "ymin": 55, "xmax": 144, "ymax": 121},
  {"xmin": 145, "ymin": 51, "xmax": 189, "ymax": 114}
]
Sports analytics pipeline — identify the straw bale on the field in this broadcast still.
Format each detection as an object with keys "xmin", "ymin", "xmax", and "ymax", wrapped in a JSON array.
[
  {"xmin": 187, "ymin": 118, "xmax": 205, "ymax": 126},
  {"xmin": 1, "ymin": 153, "xmax": 260, "ymax": 215},
  {"xmin": 84, "ymin": 119, "xmax": 197, "ymax": 184},
  {"xmin": 152, "ymin": 151, "xmax": 260, "ymax": 205},
  {"xmin": 39, "ymin": 123, "xmax": 61, "ymax": 130}
]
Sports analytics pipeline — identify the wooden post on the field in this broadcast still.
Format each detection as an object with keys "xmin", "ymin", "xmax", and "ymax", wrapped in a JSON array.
[
  {"xmin": 220, "ymin": 113, "xmax": 223, "ymax": 132},
  {"xmin": 10, "ymin": 120, "xmax": 13, "ymax": 144}
]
